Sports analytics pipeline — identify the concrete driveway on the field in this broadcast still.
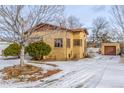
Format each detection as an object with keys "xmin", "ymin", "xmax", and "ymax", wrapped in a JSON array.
[
  {"xmin": 31, "ymin": 55, "xmax": 124, "ymax": 88},
  {"xmin": 39, "ymin": 55, "xmax": 124, "ymax": 88},
  {"xmin": 96, "ymin": 56, "xmax": 124, "ymax": 88}
]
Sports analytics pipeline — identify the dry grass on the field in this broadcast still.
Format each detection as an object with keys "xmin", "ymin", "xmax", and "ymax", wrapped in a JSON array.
[
  {"xmin": 28, "ymin": 69, "xmax": 62, "ymax": 81},
  {"xmin": 43, "ymin": 69, "xmax": 62, "ymax": 77},
  {"xmin": 44, "ymin": 63, "xmax": 58, "ymax": 67},
  {"xmin": 0, "ymin": 64, "xmax": 62, "ymax": 82}
]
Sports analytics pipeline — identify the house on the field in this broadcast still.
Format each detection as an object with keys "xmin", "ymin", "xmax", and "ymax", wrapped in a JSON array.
[
  {"xmin": 101, "ymin": 43, "xmax": 120, "ymax": 55},
  {"xmin": 29, "ymin": 23, "xmax": 88, "ymax": 60}
]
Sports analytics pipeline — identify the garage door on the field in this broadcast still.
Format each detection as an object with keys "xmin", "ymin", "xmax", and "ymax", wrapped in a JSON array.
[{"xmin": 104, "ymin": 46, "xmax": 116, "ymax": 55}]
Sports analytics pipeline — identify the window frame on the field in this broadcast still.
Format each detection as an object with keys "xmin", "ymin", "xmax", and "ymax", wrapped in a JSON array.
[
  {"xmin": 66, "ymin": 38, "xmax": 71, "ymax": 48},
  {"xmin": 73, "ymin": 39, "xmax": 82, "ymax": 46},
  {"xmin": 54, "ymin": 38, "xmax": 63, "ymax": 48}
]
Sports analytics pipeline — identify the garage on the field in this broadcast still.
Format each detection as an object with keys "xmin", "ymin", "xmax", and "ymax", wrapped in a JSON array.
[
  {"xmin": 104, "ymin": 46, "xmax": 116, "ymax": 55},
  {"xmin": 101, "ymin": 43, "xmax": 120, "ymax": 55}
]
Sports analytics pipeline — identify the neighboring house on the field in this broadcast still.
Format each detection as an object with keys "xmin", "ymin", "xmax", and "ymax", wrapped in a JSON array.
[
  {"xmin": 29, "ymin": 23, "xmax": 88, "ymax": 60},
  {"xmin": 101, "ymin": 43, "xmax": 120, "ymax": 55}
]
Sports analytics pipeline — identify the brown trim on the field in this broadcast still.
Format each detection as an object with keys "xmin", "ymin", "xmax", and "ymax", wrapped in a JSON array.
[
  {"xmin": 73, "ymin": 39, "xmax": 82, "ymax": 46},
  {"xmin": 54, "ymin": 38, "xmax": 63, "ymax": 48},
  {"xmin": 27, "ymin": 23, "xmax": 88, "ymax": 35}
]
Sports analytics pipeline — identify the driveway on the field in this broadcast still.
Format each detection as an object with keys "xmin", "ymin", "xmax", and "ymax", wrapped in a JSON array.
[
  {"xmin": 30, "ymin": 55, "xmax": 124, "ymax": 88},
  {"xmin": 96, "ymin": 56, "xmax": 124, "ymax": 88},
  {"xmin": 0, "ymin": 55, "xmax": 124, "ymax": 88}
]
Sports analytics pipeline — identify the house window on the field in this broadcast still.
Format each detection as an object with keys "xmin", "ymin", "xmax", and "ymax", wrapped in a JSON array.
[
  {"xmin": 73, "ymin": 39, "xmax": 82, "ymax": 46},
  {"xmin": 66, "ymin": 39, "xmax": 71, "ymax": 48},
  {"xmin": 54, "ymin": 38, "xmax": 63, "ymax": 47}
]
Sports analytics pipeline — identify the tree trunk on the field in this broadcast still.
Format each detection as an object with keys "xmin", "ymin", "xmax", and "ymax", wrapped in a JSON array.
[{"xmin": 20, "ymin": 45, "xmax": 25, "ymax": 66}]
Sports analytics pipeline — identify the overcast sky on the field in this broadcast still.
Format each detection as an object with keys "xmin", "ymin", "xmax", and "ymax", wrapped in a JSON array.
[{"xmin": 65, "ymin": 5, "xmax": 112, "ymax": 29}]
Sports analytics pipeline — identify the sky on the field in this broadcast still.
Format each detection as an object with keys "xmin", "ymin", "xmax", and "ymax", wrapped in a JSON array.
[{"xmin": 65, "ymin": 5, "xmax": 111, "ymax": 29}]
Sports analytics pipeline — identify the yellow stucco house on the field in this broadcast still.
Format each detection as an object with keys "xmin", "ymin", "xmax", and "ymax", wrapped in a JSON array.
[{"xmin": 29, "ymin": 23, "xmax": 88, "ymax": 60}]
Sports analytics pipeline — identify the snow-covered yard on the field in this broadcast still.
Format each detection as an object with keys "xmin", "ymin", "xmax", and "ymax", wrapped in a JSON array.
[{"xmin": 0, "ymin": 55, "xmax": 124, "ymax": 88}]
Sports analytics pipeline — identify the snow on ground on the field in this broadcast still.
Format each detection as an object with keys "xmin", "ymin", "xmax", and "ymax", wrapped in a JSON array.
[
  {"xmin": 0, "ymin": 45, "xmax": 123, "ymax": 88},
  {"xmin": 87, "ymin": 48, "xmax": 100, "ymax": 58},
  {"xmin": 87, "ymin": 48, "xmax": 99, "ymax": 53},
  {"xmin": 0, "ymin": 54, "xmax": 124, "ymax": 88}
]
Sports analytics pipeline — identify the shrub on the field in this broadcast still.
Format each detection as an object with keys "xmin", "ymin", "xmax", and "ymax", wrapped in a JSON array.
[
  {"xmin": 3, "ymin": 43, "xmax": 21, "ymax": 57},
  {"xmin": 25, "ymin": 41, "xmax": 51, "ymax": 60}
]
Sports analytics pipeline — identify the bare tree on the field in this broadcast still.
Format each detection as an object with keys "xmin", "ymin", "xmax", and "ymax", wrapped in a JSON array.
[
  {"xmin": 54, "ymin": 15, "xmax": 67, "ymax": 27},
  {"xmin": 110, "ymin": 5, "xmax": 124, "ymax": 53},
  {"xmin": 0, "ymin": 5, "xmax": 64, "ymax": 66},
  {"xmin": 90, "ymin": 17, "xmax": 110, "ymax": 47},
  {"xmin": 54, "ymin": 15, "xmax": 83, "ymax": 29},
  {"xmin": 111, "ymin": 5, "xmax": 124, "ymax": 40},
  {"xmin": 67, "ymin": 15, "xmax": 82, "ymax": 29}
]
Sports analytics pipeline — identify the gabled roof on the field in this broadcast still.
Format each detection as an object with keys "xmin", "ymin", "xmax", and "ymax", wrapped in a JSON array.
[
  {"xmin": 70, "ymin": 28, "xmax": 88, "ymax": 35},
  {"xmin": 32, "ymin": 23, "xmax": 89, "ymax": 35}
]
